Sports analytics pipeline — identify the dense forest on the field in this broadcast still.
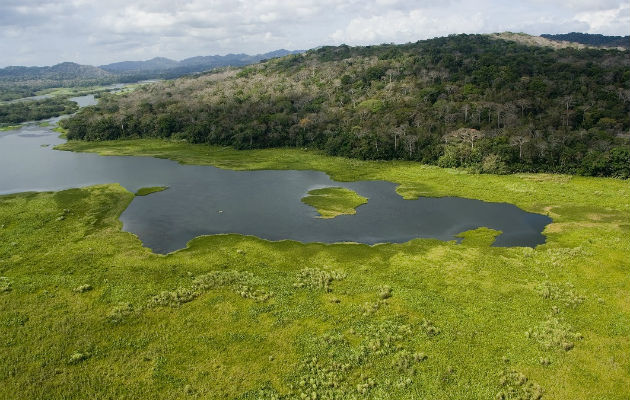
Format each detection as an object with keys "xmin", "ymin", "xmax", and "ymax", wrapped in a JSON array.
[
  {"xmin": 63, "ymin": 34, "xmax": 630, "ymax": 178},
  {"xmin": 0, "ymin": 98, "xmax": 78, "ymax": 124}
]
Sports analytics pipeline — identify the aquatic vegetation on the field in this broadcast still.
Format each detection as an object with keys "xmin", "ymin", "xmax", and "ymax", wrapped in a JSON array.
[
  {"xmin": 135, "ymin": 186, "xmax": 168, "ymax": 196},
  {"xmin": 301, "ymin": 187, "xmax": 367, "ymax": 218},
  {"xmin": 0, "ymin": 143, "xmax": 628, "ymax": 399}
]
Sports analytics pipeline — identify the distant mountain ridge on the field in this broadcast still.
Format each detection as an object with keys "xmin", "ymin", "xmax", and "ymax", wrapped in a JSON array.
[
  {"xmin": 0, "ymin": 49, "xmax": 303, "ymax": 83},
  {"xmin": 541, "ymin": 33, "xmax": 629, "ymax": 49},
  {"xmin": 100, "ymin": 49, "xmax": 302, "ymax": 74},
  {"xmin": 0, "ymin": 62, "xmax": 110, "ymax": 81}
]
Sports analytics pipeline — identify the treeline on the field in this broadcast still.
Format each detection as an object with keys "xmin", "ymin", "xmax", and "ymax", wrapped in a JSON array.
[
  {"xmin": 0, "ymin": 98, "xmax": 78, "ymax": 124},
  {"xmin": 63, "ymin": 34, "xmax": 630, "ymax": 178}
]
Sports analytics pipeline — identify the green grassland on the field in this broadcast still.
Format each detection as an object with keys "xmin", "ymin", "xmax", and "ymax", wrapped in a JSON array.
[
  {"xmin": 302, "ymin": 187, "xmax": 368, "ymax": 218},
  {"xmin": 135, "ymin": 186, "xmax": 169, "ymax": 196},
  {"xmin": 0, "ymin": 139, "xmax": 628, "ymax": 399}
]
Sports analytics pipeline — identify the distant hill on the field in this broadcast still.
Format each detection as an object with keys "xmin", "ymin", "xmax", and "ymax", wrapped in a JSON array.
[
  {"xmin": 0, "ymin": 50, "xmax": 302, "ymax": 81},
  {"xmin": 0, "ymin": 49, "xmax": 303, "ymax": 100},
  {"xmin": 541, "ymin": 33, "xmax": 629, "ymax": 49},
  {"xmin": 99, "ymin": 50, "xmax": 302, "ymax": 75},
  {"xmin": 99, "ymin": 57, "xmax": 180, "ymax": 73},
  {"xmin": 0, "ymin": 62, "xmax": 110, "ymax": 82}
]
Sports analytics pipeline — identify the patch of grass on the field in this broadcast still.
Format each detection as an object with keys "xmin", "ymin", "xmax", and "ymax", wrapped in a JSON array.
[
  {"xmin": 0, "ymin": 125, "xmax": 21, "ymax": 131},
  {"xmin": 301, "ymin": 186, "xmax": 367, "ymax": 218},
  {"xmin": 52, "ymin": 125, "xmax": 68, "ymax": 138},
  {"xmin": 135, "ymin": 186, "xmax": 168, "ymax": 196},
  {"xmin": 456, "ymin": 227, "xmax": 502, "ymax": 246},
  {"xmin": 0, "ymin": 142, "xmax": 628, "ymax": 399}
]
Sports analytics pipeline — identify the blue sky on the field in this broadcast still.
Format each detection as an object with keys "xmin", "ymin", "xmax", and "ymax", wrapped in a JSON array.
[{"xmin": 1, "ymin": 0, "xmax": 628, "ymax": 67}]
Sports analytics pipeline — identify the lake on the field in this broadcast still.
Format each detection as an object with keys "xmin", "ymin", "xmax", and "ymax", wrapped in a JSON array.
[{"xmin": 0, "ymin": 96, "xmax": 551, "ymax": 253}]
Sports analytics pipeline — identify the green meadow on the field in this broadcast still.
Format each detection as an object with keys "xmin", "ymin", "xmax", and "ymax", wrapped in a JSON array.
[{"xmin": 0, "ymin": 139, "xmax": 628, "ymax": 399}]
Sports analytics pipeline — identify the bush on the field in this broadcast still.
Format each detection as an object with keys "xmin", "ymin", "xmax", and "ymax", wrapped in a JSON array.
[
  {"xmin": 106, "ymin": 303, "xmax": 135, "ymax": 324},
  {"xmin": 68, "ymin": 352, "xmax": 90, "ymax": 365},
  {"xmin": 481, "ymin": 154, "xmax": 508, "ymax": 174},
  {"xmin": 294, "ymin": 268, "xmax": 346, "ymax": 292},
  {"xmin": 73, "ymin": 284, "xmax": 93, "ymax": 293},
  {"xmin": 0, "ymin": 277, "xmax": 12, "ymax": 293}
]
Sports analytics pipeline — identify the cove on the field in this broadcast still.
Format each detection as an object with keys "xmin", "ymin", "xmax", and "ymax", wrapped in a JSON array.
[{"xmin": 0, "ymin": 108, "xmax": 551, "ymax": 254}]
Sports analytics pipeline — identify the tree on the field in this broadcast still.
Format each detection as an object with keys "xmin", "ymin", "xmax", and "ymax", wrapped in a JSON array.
[
  {"xmin": 403, "ymin": 134, "xmax": 418, "ymax": 158},
  {"xmin": 510, "ymin": 135, "xmax": 530, "ymax": 160},
  {"xmin": 447, "ymin": 128, "xmax": 484, "ymax": 149}
]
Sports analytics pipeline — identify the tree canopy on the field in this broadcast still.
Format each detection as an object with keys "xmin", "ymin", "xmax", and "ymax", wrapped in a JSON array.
[{"xmin": 63, "ymin": 34, "xmax": 630, "ymax": 178}]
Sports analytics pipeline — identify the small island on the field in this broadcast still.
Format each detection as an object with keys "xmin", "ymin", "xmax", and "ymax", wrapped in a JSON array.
[
  {"xmin": 301, "ymin": 187, "xmax": 367, "ymax": 219},
  {"xmin": 135, "ymin": 186, "xmax": 168, "ymax": 196}
]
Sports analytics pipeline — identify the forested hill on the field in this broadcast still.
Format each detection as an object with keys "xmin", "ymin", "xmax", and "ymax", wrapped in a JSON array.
[{"xmin": 64, "ymin": 34, "xmax": 630, "ymax": 178}]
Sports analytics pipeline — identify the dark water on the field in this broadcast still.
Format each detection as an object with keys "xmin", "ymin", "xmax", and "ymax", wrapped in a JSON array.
[{"xmin": 0, "ymin": 102, "xmax": 551, "ymax": 253}]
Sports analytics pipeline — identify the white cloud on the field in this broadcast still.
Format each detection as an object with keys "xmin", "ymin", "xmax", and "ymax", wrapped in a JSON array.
[
  {"xmin": 575, "ymin": 3, "xmax": 630, "ymax": 34},
  {"xmin": 0, "ymin": 0, "xmax": 627, "ymax": 67},
  {"xmin": 331, "ymin": 9, "xmax": 486, "ymax": 44}
]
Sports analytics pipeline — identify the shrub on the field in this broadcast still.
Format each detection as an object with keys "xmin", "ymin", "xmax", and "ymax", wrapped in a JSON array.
[
  {"xmin": 496, "ymin": 369, "xmax": 543, "ymax": 400},
  {"xmin": 73, "ymin": 284, "xmax": 93, "ymax": 293},
  {"xmin": 0, "ymin": 277, "xmax": 12, "ymax": 293},
  {"xmin": 107, "ymin": 303, "xmax": 135, "ymax": 324},
  {"xmin": 294, "ymin": 268, "xmax": 346, "ymax": 292},
  {"xmin": 68, "ymin": 352, "xmax": 90, "ymax": 365},
  {"xmin": 378, "ymin": 285, "xmax": 393, "ymax": 299},
  {"xmin": 535, "ymin": 281, "xmax": 585, "ymax": 307},
  {"xmin": 421, "ymin": 319, "xmax": 441, "ymax": 336},
  {"xmin": 526, "ymin": 316, "xmax": 582, "ymax": 351},
  {"xmin": 482, "ymin": 154, "xmax": 508, "ymax": 174}
]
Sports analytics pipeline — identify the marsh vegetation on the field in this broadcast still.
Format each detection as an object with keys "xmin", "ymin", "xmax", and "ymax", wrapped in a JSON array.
[
  {"xmin": 0, "ymin": 141, "xmax": 628, "ymax": 399},
  {"xmin": 301, "ymin": 187, "xmax": 368, "ymax": 218}
]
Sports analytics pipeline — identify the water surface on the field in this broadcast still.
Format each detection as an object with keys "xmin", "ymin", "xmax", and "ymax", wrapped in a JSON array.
[{"xmin": 0, "ymin": 101, "xmax": 551, "ymax": 253}]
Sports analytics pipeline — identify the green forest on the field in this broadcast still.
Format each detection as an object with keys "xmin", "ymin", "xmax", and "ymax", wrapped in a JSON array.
[
  {"xmin": 0, "ymin": 98, "xmax": 78, "ymax": 125},
  {"xmin": 62, "ymin": 34, "xmax": 630, "ymax": 178}
]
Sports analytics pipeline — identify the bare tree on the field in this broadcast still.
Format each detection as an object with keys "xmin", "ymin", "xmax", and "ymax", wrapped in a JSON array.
[
  {"xmin": 562, "ymin": 95, "xmax": 573, "ymax": 128},
  {"xmin": 447, "ymin": 128, "xmax": 484, "ymax": 149},
  {"xmin": 462, "ymin": 104, "xmax": 470, "ymax": 123},
  {"xmin": 393, "ymin": 125, "xmax": 406, "ymax": 152},
  {"xmin": 514, "ymin": 99, "xmax": 530, "ymax": 118},
  {"xmin": 510, "ymin": 135, "xmax": 530, "ymax": 160},
  {"xmin": 403, "ymin": 135, "xmax": 418, "ymax": 158}
]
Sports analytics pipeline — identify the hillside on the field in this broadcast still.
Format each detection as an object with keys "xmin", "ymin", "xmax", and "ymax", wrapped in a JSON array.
[{"xmin": 64, "ymin": 34, "xmax": 630, "ymax": 178}]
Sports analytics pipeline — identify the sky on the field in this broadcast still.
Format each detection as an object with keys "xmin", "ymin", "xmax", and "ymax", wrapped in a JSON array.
[{"xmin": 1, "ymin": 0, "xmax": 628, "ymax": 67}]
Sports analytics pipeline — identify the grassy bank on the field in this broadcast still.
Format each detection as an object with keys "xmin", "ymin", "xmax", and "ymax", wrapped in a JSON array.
[
  {"xmin": 0, "ymin": 125, "xmax": 21, "ymax": 131},
  {"xmin": 135, "ymin": 186, "xmax": 168, "ymax": 196},
  {"xmin": 1, "ymin": 140, "xmax": 628, "ymax": 399},
  {"xmin": 301, "ymin": 187, "xmax": 368, "ymax": 218}
]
